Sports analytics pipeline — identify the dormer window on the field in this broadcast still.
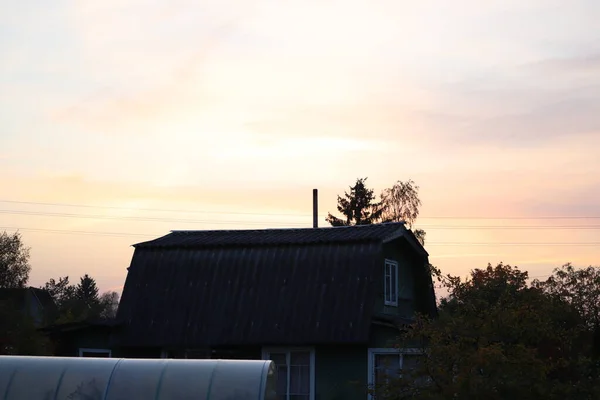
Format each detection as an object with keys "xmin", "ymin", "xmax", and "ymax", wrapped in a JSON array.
[{"xmin": 384, "ymin": 259, "xmax": 398, "ymax": 306}]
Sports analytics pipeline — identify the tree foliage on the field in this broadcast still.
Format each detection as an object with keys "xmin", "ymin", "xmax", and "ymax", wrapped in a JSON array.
[
  {"xmin": 42, "ymin": 274, "xmax": 119, "ymax": 323},
  {"xmin": 326, "ymin": 178, "xmax": 383, "ymax": 226},
  {"xmin": 0, "ymin": 231, "xmax": 31, "ymax": 288},
  {"xmin": 380, "ymin": 179, "xmax": 421, "ymax": 227},
  {"xmin": 75, "ymin": 274, "xmax": 100, "ymax": 307},
  {"xmin": 533, "ymin": 263, "xmax": 600, "ymax": 331},
  {"xmin": 43, "ymin": 276, "xmax": 75, "ymax": 309},
  {"xmin": 326, "ymin": 178, "xmax": 426, "ymax": 245},
  {"xmin": 376, "ymin": 262, "xmax": 600, "ymax": 400},
  {"xmin": 99, "ymin": 291, "xmax": 120, "ymax": 319},
  {"xmin": 0, "ymin": 299, "xmax": 53, "ymax": 355}
]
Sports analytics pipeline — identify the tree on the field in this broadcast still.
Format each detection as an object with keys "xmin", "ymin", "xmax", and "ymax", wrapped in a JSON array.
[
  {"xmin": 326, "ymin": 178, "xmax": 383, "ymax": 226},
  {"xmin": 375, "ymin": 263, "xmax": 600, "ymax": 400},
  {"xmin": 99, "ymin": 291, "xmax": 120, "ymax": 319},
  {"xmin": 43, "ymin": 274, "xmax": 116, "ymax": 323},
  {"xmin": 43, "ymin": 276, "xmax": 75, "ymax": 309},
  {"xmin": 75, "ymin": 274, "xmax": 100, "ymax": 306},
  {"xmin": 380, "ymin": 179, "xmax": 426, "ymax": 246},
  {"xmin": 533, "ymin": 263, "xmax": 600, "ymax": 331},
  {"xmin": 327, "ymin": 178, "xmax": 428, "ymax": 246},
  {"xmin": 380, "ymin": 179, "xmax": 421, "ymax": 226},
  {"xmin": 0, "ymin": 299, "xmax": 53, "ymax": 355},
  {"xmin": 0, "ymin": 231, "xmax": 31, "ymax": 288},
  {"xmin": 72, "ymin": 274, "xmax": 102, "ymax": 319},
  {"xmin": 533, "ymin": 263, "xmax": 600, "ymax": 358}
]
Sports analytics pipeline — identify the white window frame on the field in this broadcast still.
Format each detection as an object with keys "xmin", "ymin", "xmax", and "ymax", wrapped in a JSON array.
[
  {"xmin": 261, "ymin": 346, "xmax": 316, "ymax": 400},
  {"xmin": 367, "ymin": 348, "xmax": 422, "ymax": 400},
  {"xmin": 78, "ymin": 348, "xmax": 112, "ymax": 358},
  {"xmin": 384, "ymin": 259, "xmax": 399, "ymax": 306}
]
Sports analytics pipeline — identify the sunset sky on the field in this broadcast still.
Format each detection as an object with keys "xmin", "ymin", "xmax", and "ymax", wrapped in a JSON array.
[{"xmin": 1, "ymin": 0, "xmax": 599, "ymax": 294}]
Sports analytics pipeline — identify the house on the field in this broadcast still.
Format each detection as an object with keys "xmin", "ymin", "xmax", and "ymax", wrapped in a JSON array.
[
  {"xmin": 0, "ymin": 287, "xmax": 56, "ymax": 354},
  {"xmin": 111, "ymin": 222, "xmax": 436, "ymax": 400},
  {"xmin": 40, "ymin": 318, "xmax": 117, "ymax": 358},
  {"xmin": 0, "ymin": 287, "xmax": 56, "ymax": 327}
]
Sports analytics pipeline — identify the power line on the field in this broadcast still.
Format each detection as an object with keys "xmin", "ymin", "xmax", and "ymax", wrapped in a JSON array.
[
  {"xmin": 3, "ymin": 209, "xmax": 600, "ymax": 230},
  {"xmin": 420, "ymin": 216, "xmax": 600, "ymax": 220},
  {"xmin": 417, "ymin": 225, "xmax": 600, "ymax": 230},
  {"xmin": 433, "ymin": 275, "xmax": 554, "ymax": 289},
  {"xmin": 0, "ymin": 199, "xmax": 309, "ymax": 217},
  {"xmin": 2, "ymin": 199, "xmax": 600, "ymax": 220},
  {"xmin": 2, "ymin": 226, "xmax": 599, "ymax": 246},
  {"xmin": 0, "ymin": 210, "xmax": 309, "ymax": 226},
  {"xmin": 428, "ymin": 242, "xmax": 600, "ymax": 246},
  {"xmin": 0, "ymin": 226, "xmax": 155, "ymax": 238}
]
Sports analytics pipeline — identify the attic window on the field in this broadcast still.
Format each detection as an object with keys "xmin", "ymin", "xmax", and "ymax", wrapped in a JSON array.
[{"xmin": 384, "ymin": 259, "xmax": 398, "ymax": 306}]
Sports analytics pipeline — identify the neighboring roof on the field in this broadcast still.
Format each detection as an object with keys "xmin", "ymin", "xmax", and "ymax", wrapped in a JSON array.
[
  {"xmin": 117, "ymin": 223, "xmax": 430, "ymax": 347},
  {"xmin": 0, "ymin": 287, "xmax": 55, "ymax": 310},
  {"xmin": 40, "ymin": 318, "xmax": 118, "ymax": 334},
  {"xmin": 133, "ymin": 222, "xmax": 428, "ymax": 256}
]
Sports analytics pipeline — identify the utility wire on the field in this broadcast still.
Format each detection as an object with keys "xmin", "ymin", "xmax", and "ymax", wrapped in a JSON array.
[
  {"xmin": 2, "ymin": 226, "xmax": 599, "ymax": 246},
  {"xmin": 3, "ymin": 209, "xmax": 600, "ymax": 230},
  {"xmin": 0, "ymin": 209, "xmax": 309, "ymax": 226},
  {"xmin": 2, "ymin": 199, "xmax": 600, "ymax": 220},
  {"xmin": 0, "ymin": 226, "xmax": 154, "ymax": 238},
  {"xmin": 0, "ymin": 199, "xmax": 309, "ymax": 217}
]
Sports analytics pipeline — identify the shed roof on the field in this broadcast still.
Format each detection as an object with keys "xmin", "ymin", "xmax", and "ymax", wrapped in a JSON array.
[{"xmin": 116, "ymin": 223, "xmax": 428, "ymax": 347}]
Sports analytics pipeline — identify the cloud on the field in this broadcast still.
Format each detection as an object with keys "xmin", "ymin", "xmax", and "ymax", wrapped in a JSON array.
[
  {"xmin": 525, "ymin": 53, "xmax": 600, "ymax": 75},
  {"xmin": 458, "ymin": 97, "xmax": 600, "ymax": 146},
  {"xmin": 520, "ymin": 184, "xmax": 600, "ymax": 218}
]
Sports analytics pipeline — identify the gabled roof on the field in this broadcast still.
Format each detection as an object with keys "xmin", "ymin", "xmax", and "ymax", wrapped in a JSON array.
[
  {"xmin": 116, "ymin": 223, "xmax": 430, "ymax": 347},
  {"xmin": 40, "ymin": 318, "xmax": 118, "ymax": 334},
  {"xmin": 0, "ymin": 287, "xmax": 55, "ymax": 310}
]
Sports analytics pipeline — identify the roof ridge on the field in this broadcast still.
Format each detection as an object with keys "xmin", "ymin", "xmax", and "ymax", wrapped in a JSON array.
[
  {"xmin": 132, "ymin": 222, "xmax": 412, "ymax": 249},
  {"xmin": 170, "ymin": 221, "xmax": 407, "ymax": 234}
]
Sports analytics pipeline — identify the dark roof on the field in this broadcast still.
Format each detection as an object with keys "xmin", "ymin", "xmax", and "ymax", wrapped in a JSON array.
[
  {"xmin": 116, "ymin": 223, "xmax": 429, "ymax": 347},
  {"xmin": 40, "ymin": 318, "xmax": 119, "ymax": 334},
  {"xmin": 133, "ymin": 222, "xmax": 427, "ymax": 255},
  {"xmin": 0, "ymin": 287, "xmax": 55, "ymax": 310}
]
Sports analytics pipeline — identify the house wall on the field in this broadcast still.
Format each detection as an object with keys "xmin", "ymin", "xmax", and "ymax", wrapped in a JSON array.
[
  {"xmin": 373, "ymin": 239, "xmax": 418, "ymax": 319},
  {"xmin": 315, "ymin": 344, "xmax": 368, "ymax": 400},
  {"xmin": 369, "ymin": 324, "xmax": 401, "ymax": 348},
  {"xmin": 25, "ymin": 292, "xmax": 43, "ymax": 326},
  {"xmin": 312, "ymin": 325, "xmax": 405, "ymax": 400},
  {"xmin": 52, "ymin": 327, "xmax": 113, "ymax": 357}
]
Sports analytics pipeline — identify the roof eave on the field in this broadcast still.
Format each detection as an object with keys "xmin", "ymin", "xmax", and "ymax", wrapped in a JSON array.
[{"xmin": 382, "ymin": 226, "xmax": 429, "ymax": 257}]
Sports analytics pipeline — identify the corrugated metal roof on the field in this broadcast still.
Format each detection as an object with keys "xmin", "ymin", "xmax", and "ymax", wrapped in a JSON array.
[
  {"xmin": 133, "ymin": 222, "xmax": 412, "ymax": 249},
  {"xmin": 116, "ymin": 223, "xmax": 428, "ymax": 347},
  {"xmin": 0, "ymin": 287, "xmax": 55, "ymax": 310},
  {"xmin": 117, "ymin": 242, "xmax": 381, "ymax": 347}
]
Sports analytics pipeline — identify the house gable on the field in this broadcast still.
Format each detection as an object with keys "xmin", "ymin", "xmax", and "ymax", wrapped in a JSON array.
[
  {"xmin": 372, "ymin": 237, "xmax": 436, "ymax": 321},
  {"xmin": 0, "ymin": 287, "xmax": 56, "ymax": 326},
  {"xmin": 115, "ymin": 223, "xmax": 434, "ymax": 349}
]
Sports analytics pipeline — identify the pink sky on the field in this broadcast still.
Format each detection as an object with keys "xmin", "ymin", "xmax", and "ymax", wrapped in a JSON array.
[{"xmin": 1, "ymin": 0, "xmax": 599, "ymax": 294}]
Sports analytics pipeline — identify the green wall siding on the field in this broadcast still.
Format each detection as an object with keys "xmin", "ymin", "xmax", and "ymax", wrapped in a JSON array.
[
  {"xmin": 51, "ymin": 327, "xmax": 113, "ymax": 357},
  {"xmin": 312, "ymin": 326, "xmax": 404, "ymax": 400},
  {"xmin": 369, "ymin": 324, "xmax": 401, "ymax": 348},
  {"xmin": 315, "ymin": 345, "xmax": 367, "ymax": 400},
  {"xmin": 372, "ymin": 239, "xmax": 419, "ymax": 319}
]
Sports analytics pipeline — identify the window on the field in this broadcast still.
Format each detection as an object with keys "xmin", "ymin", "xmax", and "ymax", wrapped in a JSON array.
[
  {"xmin": 262, "ymin": 347, "xmax": 315, "ymax": 400},
  {"xmin": 78, "ymin": 348, "xmax": 111, "ymax": 358},
  {"xmin": 367, "ymin": 348, "xmax": 423, "ymax": 399},
  {"xmin": 384, "ymin": 259, "xmax": 398, "ymax": 306}
]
